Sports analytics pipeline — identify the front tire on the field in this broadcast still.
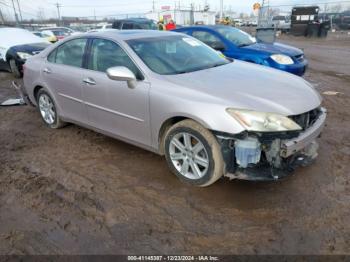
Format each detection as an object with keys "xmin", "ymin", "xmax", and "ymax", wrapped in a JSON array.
[
  {"xmin": 36, "ymin": 89, "xmax": 66, "ymax": 129},
  {"xmin": 164, "ymin": 120, "xmax": 224, "ymax": 187},
  {"xmin": 9, "ymin": 59, "xmax": 21, "ymax": 78}
]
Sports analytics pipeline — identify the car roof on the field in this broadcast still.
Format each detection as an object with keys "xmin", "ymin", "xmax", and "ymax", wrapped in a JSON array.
[
  {"xmin": 83, "ymin": 29, "xmax": 183, "ymax": 41},
  {"xmin": 114, "ymin": 18, "xmax": 154, "ymax": 22},
  {"xmin": 175, "ymin": 25, "xmax": 237, "ymax": 31}
]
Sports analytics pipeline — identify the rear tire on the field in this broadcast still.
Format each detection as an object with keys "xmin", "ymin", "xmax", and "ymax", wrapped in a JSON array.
[
  {"xmin": 36, "ymin": 89, "xmax": 66, "ymax": 129},
  {"xmin": 164, "ymin": 120, "xmax": 224, "ymax": 187},
  {"xmin": 9, "ymin": 59, "xmax": 21, "ymax": 78}
]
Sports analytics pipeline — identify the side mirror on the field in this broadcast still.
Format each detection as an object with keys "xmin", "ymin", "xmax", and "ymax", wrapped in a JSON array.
[{"xmin": 106, "ymin": 66, "xmax": 137, "ymax": 89}]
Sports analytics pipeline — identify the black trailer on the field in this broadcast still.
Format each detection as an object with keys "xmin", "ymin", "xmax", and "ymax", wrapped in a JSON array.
[
  {"xmin": 291, "ymin": 6, "xmax": 319, "ymax": 36},
  {"xmin": 291, "ymin": 6, "xmax": 331, "ymax": 37}
]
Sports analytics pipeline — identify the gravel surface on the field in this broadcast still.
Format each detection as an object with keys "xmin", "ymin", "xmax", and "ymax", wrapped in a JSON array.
[{"xmin": 0, "ymin": 35, "xmax": 349, "ymax": 255}]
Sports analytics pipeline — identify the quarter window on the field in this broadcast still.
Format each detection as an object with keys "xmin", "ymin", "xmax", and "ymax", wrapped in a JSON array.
[
  {"xmin": 88, "ymin": 38, "xmax": 142, "ymax": 79},
  {"xmin": 53, "ymin": 38, "xmax": 87, "ymax": 68},
  {"xmin": 47, "ymin": 49, "xmax": 57, "ymax": 63}
]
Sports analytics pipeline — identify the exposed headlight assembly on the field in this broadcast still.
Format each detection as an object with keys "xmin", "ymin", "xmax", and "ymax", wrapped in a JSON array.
[
  {"xmin": 270, "ymin": 54, "xmax": 294, "ymax": 65},
  {"xmin": 17, "ymin": 52, "xmax": 32, "ymax": 60},
  {"xmin": 226, "ymin": 108, "xmax": 302, "ymax": 132}
]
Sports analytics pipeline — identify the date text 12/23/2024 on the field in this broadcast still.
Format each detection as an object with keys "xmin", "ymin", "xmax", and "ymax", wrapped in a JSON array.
[{"xmin": 128, "ymin": 256, "xmax": 219, "ymax": 261}]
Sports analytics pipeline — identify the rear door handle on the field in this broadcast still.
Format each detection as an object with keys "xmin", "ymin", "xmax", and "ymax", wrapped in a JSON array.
[
  {"xmin": 43, "ymin": 68, "xmax": 51, "ymax": 74},
  {"xmin": 82, "ymin": 77, "xmax": 96, "ymax": 85}
]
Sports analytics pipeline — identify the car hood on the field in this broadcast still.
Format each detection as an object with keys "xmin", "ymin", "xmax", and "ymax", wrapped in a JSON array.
[
  {"xmin": 2, "ymin": 42, "xmax": 49, "ymax": 61},
  {"xmin": 162, "ymin": 61, "xmax": 321, "ymax": 116},
  {"xmin": 11, "ymin": 42, "xmax": 50, "ymax": 54},
  {"xmin": 243, "ymin": 42, "xmax": 303, "ymax": 57}
]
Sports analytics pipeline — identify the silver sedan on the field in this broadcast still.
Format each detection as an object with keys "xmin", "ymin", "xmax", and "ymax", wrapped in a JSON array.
[{"xmin": 23, "ymin": 30, "xmax": 326, "ymax": 186}]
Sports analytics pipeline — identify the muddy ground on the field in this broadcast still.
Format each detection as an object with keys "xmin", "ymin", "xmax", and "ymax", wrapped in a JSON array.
[{"xmin": 0, "ymin": 35, "xmax": 349, "ymax": 255}]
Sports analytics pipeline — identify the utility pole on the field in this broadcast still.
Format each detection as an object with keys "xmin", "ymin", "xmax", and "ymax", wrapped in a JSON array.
[
  {"xmin": 152, "ymin": 0, "xmax": 155, "ymax": 12},
  {"xmin": 190, "ymin": 2, "xmax": 194, "ymax": 24},
  {"xmin": 16, "ymin": 0, "xmax": 22, "ymax": 21},
  {"xmin": 219, "ymin": 0, "xmax": 223, "ymax": 21},
  {"xmin": 55, "ymin": 2, "xmax": 61, "ymax": 26},
  {"xmin": 0, "ymin": 8, "xmax": 5, "ymax": 24},
  {"xmin": 94, "ymin": 8, "xmax": 96, "ymax": 26},
  {"xmin": 11, "ymin": 0, "xmax": 19, "ymax": 26}
]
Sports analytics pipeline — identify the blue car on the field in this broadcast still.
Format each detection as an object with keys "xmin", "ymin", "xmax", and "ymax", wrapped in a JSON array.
[{"xmin": 173, "ymin": 25, "xmax": 308, "ymax": 76}]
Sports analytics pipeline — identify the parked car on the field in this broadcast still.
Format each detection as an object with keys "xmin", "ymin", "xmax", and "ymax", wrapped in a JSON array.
[
  {"xmin": 233, "ymin": 19, "xmax": 243, "ymax": 27},
  {"xmin": 271, "ymin": 15, "xmax": 291, "ymax": 32},
  {"xmin": 39, "ymin": 27, "xmax": 81, "ymax": 40},
  {"xmin": 174, "ymin": 25, "xmax": 308, "ymax": 76},
  {"xmin": 95, "ymin": 24, "xmax": 113, "ymax": 30},
  {"xmin": 34, "ymin": 30, "xmax": 58, "ymax": 43},
  {"xmin": 40, "ymin": 27, "xmax": 76, "ymax": 35},
  {"xmin": 22, "ymin": 30, "xmax": 326, "ymax": 186},
  {"xmin": 112, "ymin": 18, "xmax": 158, "ymax": 30},
  {"xmin": 0, "ymin": 27, "xmax": 50, "ymax": 77},
  {"xmin": 88, "ymin": 24, "xmax": 114, "ymax": 33}
]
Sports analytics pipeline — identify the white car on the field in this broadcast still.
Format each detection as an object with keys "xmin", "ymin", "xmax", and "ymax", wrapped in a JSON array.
[
  {"xmin": 0, "ymin": 27, "xmax": 50, "ymax": 77},
  {"xmin": 88, "ymin": 24, "xmax": 113, "ymax": 33}
]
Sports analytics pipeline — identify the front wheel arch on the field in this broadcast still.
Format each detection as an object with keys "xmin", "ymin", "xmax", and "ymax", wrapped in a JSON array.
[
  {"xmin": 158, "ymin": 116, "xmax": 212, "ymax": 155},
  {"xmin": 164, "ymin": 119, "xmax": 224, "ymax": 187}
]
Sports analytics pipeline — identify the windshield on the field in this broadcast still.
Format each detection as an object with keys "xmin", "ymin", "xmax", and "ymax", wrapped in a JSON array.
[
  {"xmin": 127, "ymin": 35, "xmax": 230, "ymax": 75},
  {"xmin": 217, "ymin": 27, "xmax": 256, "ymax": 47}
]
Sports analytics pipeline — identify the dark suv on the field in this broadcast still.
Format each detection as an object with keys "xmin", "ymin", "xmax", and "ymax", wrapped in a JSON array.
[{"xmin": 112, "ymin": 18, "xmax": 158, "ymax": 30}]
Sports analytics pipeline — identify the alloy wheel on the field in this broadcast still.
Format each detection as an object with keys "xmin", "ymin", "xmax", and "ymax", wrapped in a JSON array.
[
  {"xmin": 169, "ymin": 132, "xmax": 209, "ymax": 180},
  {"xmin": 38, "ymin": 94, "xmax": 56, "ymax": 125}
]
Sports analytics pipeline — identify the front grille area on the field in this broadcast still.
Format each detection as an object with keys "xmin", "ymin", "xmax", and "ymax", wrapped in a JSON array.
[
  {"xmin": 294, "ymin": 54, "xmax": 304, "ymax": 62},
  {"xmin": 290, "ymin": 107, "xmax": 321, "ymax": 130}
]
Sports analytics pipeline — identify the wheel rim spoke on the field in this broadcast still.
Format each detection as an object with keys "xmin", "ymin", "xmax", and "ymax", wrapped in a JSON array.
[
  {"xmin": 190, "ymin": 160, "xmax": 201, "ymax": 178},
  {"xmin": 192, "ymin": 142, "xmax": 204, "ymax": 154},
  {"xmin": 183, "ymin": 133, "xmax": 192, "ymax": 149},
  {"xmin": 171, "ymin": 138, "xmax": 185, "ymax": 152},
  {"xmin": 169, "ymin": 132, "xmax": 209, "ymax": 180},
  {"xmin": 181, "ymin": 160, "xmax": 190, "ymax": 174},
  {"xmin": 194, "ymin": 155, "xmax": 209, "ymax": 168},
  {"xmin": 170, "ymin": 153, "xmax": 184, "ymax": 161}
]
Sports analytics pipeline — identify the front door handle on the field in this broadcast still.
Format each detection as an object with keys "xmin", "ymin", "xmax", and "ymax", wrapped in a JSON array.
[
  {"xmin": 82, "ymin": 77, "xmax": 96, "ymax": 85},
  {"xmin": 43, "ymin": 68, "xmax": 51, "ymax": 74}
]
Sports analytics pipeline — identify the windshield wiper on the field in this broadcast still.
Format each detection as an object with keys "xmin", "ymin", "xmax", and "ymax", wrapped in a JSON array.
[{"xmin": 174, "ymin": 62, "xmax": 229, "ymax": 75}]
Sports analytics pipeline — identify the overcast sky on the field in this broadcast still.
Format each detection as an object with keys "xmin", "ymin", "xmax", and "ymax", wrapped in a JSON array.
[{"xmin": 0, "ymin": 0, "xmax": 349, "ymax": 20}]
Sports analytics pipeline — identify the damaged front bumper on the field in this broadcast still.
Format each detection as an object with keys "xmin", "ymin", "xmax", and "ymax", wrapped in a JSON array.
[{"xmin": 217, "ymin": 108, "xmax": 327, "ymax": 181}]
